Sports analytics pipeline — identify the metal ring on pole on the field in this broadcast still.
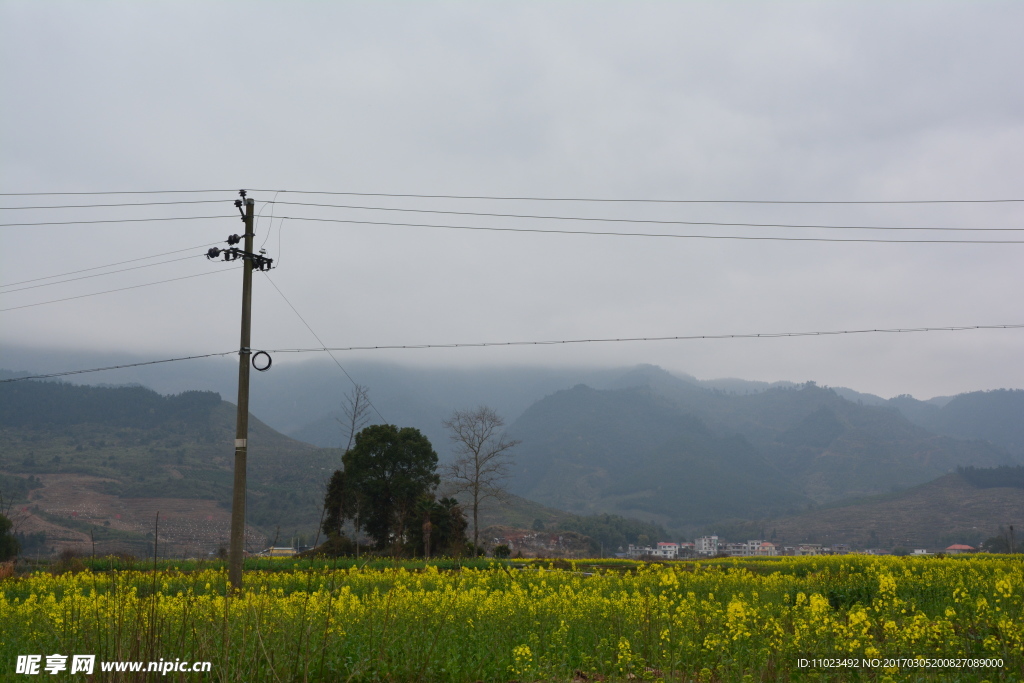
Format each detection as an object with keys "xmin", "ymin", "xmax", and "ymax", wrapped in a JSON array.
[{"xmin": 252, "ymin": 351, "xmax": 272, "ymax": 372}]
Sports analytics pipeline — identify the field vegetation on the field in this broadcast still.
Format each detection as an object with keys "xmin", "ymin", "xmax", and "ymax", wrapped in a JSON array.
[{"xmin": 1, "ymin": 555, "xmax": 1021, "ymax": 681}]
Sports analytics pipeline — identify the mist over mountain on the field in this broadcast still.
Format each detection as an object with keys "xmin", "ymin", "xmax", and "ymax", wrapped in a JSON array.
[
  {"xmin": 1, "ymin": 345, "xmax": 624, "ymax": 451},
  {"xmin": 887, "ymin": 390, "xmax": 1024, "ymax": 458},
  {"xmin": 2, "ymin": 347, "xmax": 900, "ymax": 456},
  {"xmin": 4, "ymin": 347, "xmax": 1021, "ymax": 533},
  {"xmin": 505, "ymin": 384, "xmax": 806, "ymax": 526},
  {"xmin": 503, "ymin": 377, "xmax": 1018, "ymax": 531},
  {"xmin": 0, "ymin": 377, "xmax": 666, "ymax": 556}
]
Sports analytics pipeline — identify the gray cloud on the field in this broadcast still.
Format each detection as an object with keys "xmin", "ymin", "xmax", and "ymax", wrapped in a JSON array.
[{"xmin": 2, "ymin": 2, "xmax": 1022, "ymax": 399}]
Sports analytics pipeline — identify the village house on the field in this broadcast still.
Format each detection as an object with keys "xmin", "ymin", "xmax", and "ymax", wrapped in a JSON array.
[
  {"xmin": 945, "ymin": 544, "xmax": 976, "ymax": 554},
  {"xmin": 625, "ymin": 542, "xmax": 687, "ymax": 559},
  {"xmin": 720, "ymin": 540, "xmax": 777, "ymax": 557},
  {"xmin": 694, "ymin": 535, "xmax": 719, "ymax": 556},
  {"xmin": 626, "ymin": 543, "xmax": 661, "ymax": 559},
  {"xmin": 793, "ymin": 543, "xmax": 823, "ymax": 556}
]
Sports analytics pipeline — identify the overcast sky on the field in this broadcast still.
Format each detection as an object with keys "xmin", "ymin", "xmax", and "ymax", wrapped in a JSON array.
[{"xmin": 1, "ymin": 1, "xmax": 1022, "ymax": 400}]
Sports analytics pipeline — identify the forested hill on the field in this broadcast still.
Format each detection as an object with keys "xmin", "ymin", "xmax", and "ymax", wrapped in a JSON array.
[
  {"xmin": 505, "ymin": 384, "xmax": 805, "ymax": 525},
  {"xmin": 891, "ymin": 389, "xmax": 1024, "ymax": 458},
  {"xmin": 505, "ymin": 377, "xmax": 1020, "ymax": 531},
  {"xmin": 0, "ymin": 380, "xmax": 221, "ymax": 429},
  {"xmin": 0, "ymin": 379, "xmax": 329, "ymax": 558}
]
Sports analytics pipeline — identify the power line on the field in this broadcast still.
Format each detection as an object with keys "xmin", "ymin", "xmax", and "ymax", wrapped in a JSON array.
[
  {"xmin": 0, "ymin": 200, "xmax": 249, "ymax": 210},
  {"xmin": 265, "ymin": 324, "xmax": 1024, "ymax": 354},
  {"xmin": 261, "ymin": 272, "xmax": 388, "ymax": 424},
  {"xmin": 10, "ymin": 212, "xmax": 1021, "ymax": 238},
  {"xmin": 256, "ymin": 191, "xmax": 284, "ymax": 252},
  {"xmin": 5, "ymin": 212, "xmax": 1020, "ymax": 241},
  {"xmin": 5, "ymin": 323, "xmax": 1016, "ymax": 385},
  {"xmin": 0, "ymin": 215, "xmax": 235, "ymax": 228},
  {"xmin": 0, "ymin": 242, "xmax": 222, "ymax": 289},
  {"xmin": 0, "ymin": 190, "xmax": 239, "ymax": 196},
  {"xmin": 252, "ymin": 189, "xmax": 1024, "ymax": 205},
  {"xmin": 0, "ymin": 254, "xmax": 206, "ymax": 294},
  {"xmin": 270, "ymin": 200, "xmax": 1024, "ymax": 232},
  {"xmin": 260, "ymin": 214, "xmax": 1024, "ymax": 244},
  {"xmin": 0, "ymin": 267, "xmax": 240, "ymax": 312},
  {"xmin": 0, "ymin": 351, "xmax": 238, "ymax": 383},
  {"xmin": 1, "ymin": 188, "xmax": 1022, "ymax": 203}
]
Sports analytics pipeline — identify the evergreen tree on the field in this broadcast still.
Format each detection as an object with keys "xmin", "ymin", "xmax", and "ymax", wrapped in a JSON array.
[{"xmin": 333, "ymin": 424, "xmax": 440, "ymax": 552}]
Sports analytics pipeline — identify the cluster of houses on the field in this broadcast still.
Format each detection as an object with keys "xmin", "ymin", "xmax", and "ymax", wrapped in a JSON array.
[
  {"xmin": 624, "ymin": 537, "xmax": 789, "ymax": 559},
  {"xmin": 625, "ymin": 536, "xmax": 978, "ymax": 559}
]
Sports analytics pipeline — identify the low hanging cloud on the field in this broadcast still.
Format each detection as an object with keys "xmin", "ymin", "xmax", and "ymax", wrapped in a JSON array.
[{"xmin": 1, "ymin": 2, "xmax": 1022, "ymax": 399}]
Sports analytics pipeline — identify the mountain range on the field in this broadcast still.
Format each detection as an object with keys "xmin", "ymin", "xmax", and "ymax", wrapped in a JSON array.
[
  {"xmin": 502, "ymin": 371, "xmax": 1019, "ymax": 531},
  {"xmin": 2, "ymin": 352, "xmax": 1022, "ymax": 553}
]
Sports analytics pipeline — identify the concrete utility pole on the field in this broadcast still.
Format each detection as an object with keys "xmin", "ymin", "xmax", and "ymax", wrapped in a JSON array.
[
  {"xmin": 205, "ymin": 191, "xmax": 273, "ymax": 591},
  {"xmin": 228, "ymin": 195, "xmax": 255, "ymax": 591}
]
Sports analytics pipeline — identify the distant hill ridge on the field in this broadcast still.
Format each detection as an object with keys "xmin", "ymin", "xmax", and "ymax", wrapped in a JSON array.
[
  {"xmin": 906, "ymin": 390, "xmax": 1024, "ymax": 457},
  {"xmin": 0, "ymin": 379, "xmax": 328, "ymax": 557},
  {"xmin": 2, "ymin": 359, "xmax": 1021, "ymax": 543},
  {"xmin": 0, "ymin": 380, "xmax": 222, "ymax": 429},
  {"xmin": 722, "ymin": 470, "xmax": 1024, "ymax": 549},
  {"xmin": 504, "ymin": 375, "xmax": 1020, "ymax": 531},
  {"xmin": 3, "ymin": 350, "xmax": 1020, "ymax": 456},
  {"xmin": 0, "ymin": 379, "xmax": 604, "ymax": 557}
]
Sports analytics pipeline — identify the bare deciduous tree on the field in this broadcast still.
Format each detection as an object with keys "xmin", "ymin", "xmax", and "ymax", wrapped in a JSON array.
[
  {"xmin": 442, "ymin": 406, "xmax": 520, "ymax": 550},
  {"xmin": 337, "ymin": 383, "xmax": 372, "ymax": 453},
  {"xmin": 316, "ymin": 383, "xmax": 372, "ymax": 552}
]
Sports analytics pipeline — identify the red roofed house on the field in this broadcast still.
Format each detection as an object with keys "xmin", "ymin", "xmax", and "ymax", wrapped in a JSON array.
[{"xmin": 945, "ymin": 544, "xmax": 975, "ymax": 554}]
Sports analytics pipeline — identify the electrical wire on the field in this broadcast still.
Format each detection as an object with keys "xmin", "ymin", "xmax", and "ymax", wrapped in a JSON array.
[
  {"xmin": 1, "ymin": 188, "xmax": 1021, "ymax": 203},
  {"xmin": 276, "ymin": 218, "xmax": 286, "ymax": 267},
  {"xmin": 0, "ymin": 267, "xmax": 240, "ymax": 312},
  {"xmin": 251, "ymin": 189, "xmax": 1024, "ymax": 205},
  {"xmin": 265, "ymin": 324, "xmax": 1024, "ymax": 354},
  {"xmin": 0, "ymin": 254, "xmax": 208, "ymax": 294},
  {"xmin": 257, "ymin": 191, "xmax": 283, "ymax": 251},
  {"xmin": 6, "ymin": 322, "xmax": 1015, "ymax": 384},
  {"xmin": 261, "ymin": 272, "xmax": 387, "ymax": 424},
  {"xmin": 255, "ymin": 214, "xmax": 1024, "ymax": 244},
  {"xmin": 0, "ymin": 351, "xmax": 239, "ymax": 383},
  {"xmin": 0, "ymin": 190, "xmax": 240, "ymax": 196},
  {"xmin": 0, "ymin": 242, "xmax": 222, "ymax": 288},
  {"xmin": 0, "ymin": 215, "xmax": 237, "ymax": 228},
  {"xmin": 1, "ymin": 201, "xmax": 1020, "ymax": 237},
  {"xmin": 269, "ymin": 200, "xmax": 1024, "ymax": 232},
  {"xmin": 0, "ymin": 200, "xmax": 257, "ymax": 210},
  {"xmin": 5, "ymin": 212, "xmax": 1020, "ymax": 240}
]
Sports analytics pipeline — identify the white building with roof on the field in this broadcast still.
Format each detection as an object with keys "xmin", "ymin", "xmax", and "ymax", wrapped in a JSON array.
[{"xmin": 695, "ymin": 535, "xmax": 719, "ymax": 556}]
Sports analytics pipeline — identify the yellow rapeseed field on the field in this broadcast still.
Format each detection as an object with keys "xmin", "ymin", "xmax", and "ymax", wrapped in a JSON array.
[{"xmin": 1, "ymin": 555, "xmax": 1021, "ymax": 681}]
